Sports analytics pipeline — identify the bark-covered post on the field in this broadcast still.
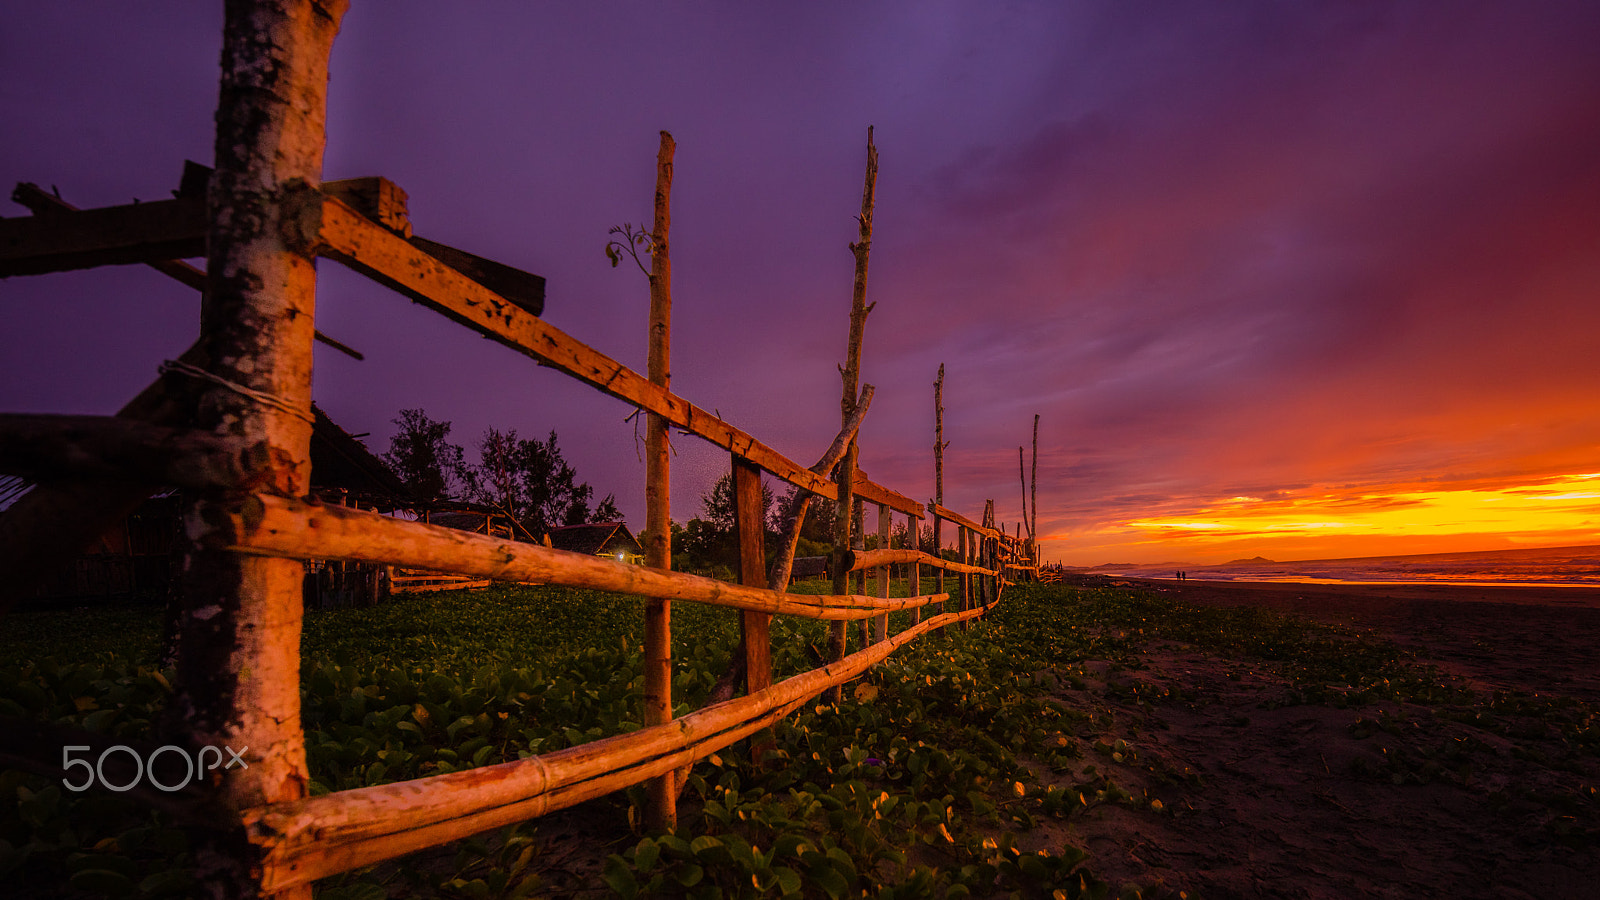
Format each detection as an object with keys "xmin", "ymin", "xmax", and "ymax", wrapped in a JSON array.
[
  {"xmin": 829, "ymin": 127, "xmax": 878, "ymax": 698},
  {"xmin": 643, "ymin": 131, "xmax": 676, "ymax": 830},
  {"xmin": 165, "ymin": 2, "xmax": 346, "ymax": 896}
]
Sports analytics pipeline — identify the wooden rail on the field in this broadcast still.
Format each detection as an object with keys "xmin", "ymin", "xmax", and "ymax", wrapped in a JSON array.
[
  {"xmin": 227, "ymin": 494, "xmax": 950, "ymax": 621},
  {"xmin": 243, "ymin": 598, "xmax": 995, "ymax": 891},
  {"xmin": 843, "ymin": 547, "xmax": 997, "ymax": 577},
  {"xmin": 296, "ymin": 189, "xmax": 924, "ymax": 519}
]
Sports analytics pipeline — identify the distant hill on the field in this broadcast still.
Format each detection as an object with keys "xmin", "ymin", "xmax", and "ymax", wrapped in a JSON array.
[{"xmin": 1222, "ymin": 556, "xmax": 1276, "ymax": 566}]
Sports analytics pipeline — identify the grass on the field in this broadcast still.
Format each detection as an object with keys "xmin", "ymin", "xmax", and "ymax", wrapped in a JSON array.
[{"xmin": 1, "ymin": 581, "xmax": 1594, "ymax": 897}]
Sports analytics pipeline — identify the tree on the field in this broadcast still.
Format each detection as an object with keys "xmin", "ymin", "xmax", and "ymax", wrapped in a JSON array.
[
  {"xmin": 680, "ymin": 472, "xmax": 778, "ymax": 572},
  {"xmin": 383, "ymin": 409, "xmax": 467, "ymax": 503},
  {"xmin": 594, "ymin": 494, "xmax": 623, "ymax": 522},
  {"xmin": 464, "ymin": 428, "xmax": 596, "ymax": 538},
  {"xmin": 776, "ymin": 484, "xmax": 835, "ymax": 545}
]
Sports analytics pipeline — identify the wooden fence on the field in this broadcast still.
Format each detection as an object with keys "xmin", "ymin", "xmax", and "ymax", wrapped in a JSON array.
[{"xmin": 0, "ymin": 3, "xmax": 1040, "ymax": 895}]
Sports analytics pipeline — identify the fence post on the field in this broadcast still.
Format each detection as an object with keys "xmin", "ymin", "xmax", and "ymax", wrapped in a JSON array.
[
  {"xmin": 162, "ymin": 2, "xmax": 347, "ymax": 896},
  {"xmin": 909, "ymin": 513, "xmax": 922, "ymax": 625},
  {"xmin": 733, "ymin": 456, "xmax": 770, "ymax": 690},
  {"xmin": 873, "ymin": 502, "xmax": 890, "ymax": 642},
  {"xmin": 958, "ymin": 526, "xmax": 970, "ymax": 631},
  {"xmin": 827, "ymin": 450, "xmax": 854, "ymax": 702},
  {"xmin": 643, "ymin": 131, "xmax": 676, "ymax": 830},
  {"xmin": 732, "ymin": 454, "xmax": 775, "ymax": 761}
]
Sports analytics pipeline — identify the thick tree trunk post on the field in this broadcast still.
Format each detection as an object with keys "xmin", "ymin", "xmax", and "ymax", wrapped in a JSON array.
[
  {"xmin": 829, "ymin": 127, "xmax": 877, "ymax": 700},
  {"xmin": 643, "ymin": 131, "xmax": 676, "ymax": 830},
  {"xmin": 164, "ymin": 2, "xmax": 346, "ymax": 897},
  {"xmin": 873, "ymin": 502, "xmax": 890, "ymax": 642}
]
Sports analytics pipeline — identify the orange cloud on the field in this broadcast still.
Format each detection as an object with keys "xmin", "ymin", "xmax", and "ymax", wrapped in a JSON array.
[{"xmin": 1046, "ymin": 472, "xmax": 1600, "ymax": 565}]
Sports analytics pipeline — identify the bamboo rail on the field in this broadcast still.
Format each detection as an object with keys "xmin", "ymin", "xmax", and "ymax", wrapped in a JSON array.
[
  {"xmin": 225, "ymin": 495, "xmax": 948, "ymax": 621},
  {"xmin": 843, "ymin": 547, "xmax": 997, "ymax": 577},
  {"xmin": 242, "ymin": 598, "xmax": 996, "ymax": 891}
]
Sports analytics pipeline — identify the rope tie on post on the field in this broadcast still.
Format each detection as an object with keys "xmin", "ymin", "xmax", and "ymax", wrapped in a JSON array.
[{"xmin": 159, "ymin": 359, "xmax": 316, "ymax": 425}]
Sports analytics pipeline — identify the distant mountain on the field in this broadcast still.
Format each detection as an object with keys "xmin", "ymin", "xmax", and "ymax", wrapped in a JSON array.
[{"xmin": 1221, "ymin": 556, "xmax": 1276, "ymax": 566}]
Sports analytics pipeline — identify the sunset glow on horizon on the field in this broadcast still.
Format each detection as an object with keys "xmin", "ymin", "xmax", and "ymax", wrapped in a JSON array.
[{"xmin": 1051, "ymin": 473, "xmax": 1600, "ymax": 566}]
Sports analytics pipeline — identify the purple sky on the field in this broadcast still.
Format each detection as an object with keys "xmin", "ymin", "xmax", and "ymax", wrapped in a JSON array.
[{"xmin": 5, "ymin": 2, "xmax": 1600, "ymax": 565}]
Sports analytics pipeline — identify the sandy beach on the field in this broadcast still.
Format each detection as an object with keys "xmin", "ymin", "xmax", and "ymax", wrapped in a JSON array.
[
  {"xmin": 1122, "ymin": 577, "xmax": 1600, "ymax": 704},
  {"xmin": 1046, "ymin": 576, "xmax": 1600, "ymax": 898}
]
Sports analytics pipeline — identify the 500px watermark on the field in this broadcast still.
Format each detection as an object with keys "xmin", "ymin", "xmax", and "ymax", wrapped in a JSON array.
[{"xmin": 61, "ymin": 744, "xmax": 248, "ymax": 793}]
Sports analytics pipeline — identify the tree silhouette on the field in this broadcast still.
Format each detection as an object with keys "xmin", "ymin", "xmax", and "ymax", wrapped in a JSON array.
[
  {"xmin": 382, "ymin": 408, "xmax": 467, "ymax": 503},
  {"xmin": 463, "ymin": 427, "xmax": 595, "ymax": 538}
]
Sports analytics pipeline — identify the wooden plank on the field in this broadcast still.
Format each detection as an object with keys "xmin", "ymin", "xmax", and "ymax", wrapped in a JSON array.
[
  {"xmin": 0, "ymin": 196, "xmax": 205, "ymax": 277},
  {"xmin": 930, "ymin": 503, "xmax": 1003, "ymax": 541},
  {"xmin": 0, "ymin": 413, "xmax": 248, "ymax": 489},
  {"xmin": 244, "ymin": 597, "xmax": 995, "ymax": 891},
  {"xmin": 733, "ymin": 456, "xmax": 771, "ymax": 693},
  {"xmin": 8, "ymin": 183, "xmax": 364, "ymax": 361},
  {"xmin": 410, "ymin": 236, "xmax": 544, "ymax": 318},
  {"xmin": 852, "ymin": 474, "xmax": 924, "ymax": 524},
  {"xmin": 225, "ymin": 493, "xmax": 949, "ymax": 621},
  {"xmin": 324, "ymin": 176, "xmax": 412, "ymax": 238},
  {"xmin": 298, "ymin": 190, "xmax": 925, "ymax": 517}
]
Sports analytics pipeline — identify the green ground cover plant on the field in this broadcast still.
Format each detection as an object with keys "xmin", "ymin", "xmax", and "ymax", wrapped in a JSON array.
[{"xmin": 2, "ymin": 582, "xmax": 1594, "ymax": 897}]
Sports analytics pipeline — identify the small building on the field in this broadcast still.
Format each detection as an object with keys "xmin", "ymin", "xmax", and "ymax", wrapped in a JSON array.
[
  {"xmin": 424, "ymin": 508, "xmax": 518, "ymax": 540},
  {"xmin": 545, "ymin": 521, "xmax": 644, "ymax": 564},
  {"xmin": 18, "ymin": 405, "xmax": 422, "ymax": 609}
]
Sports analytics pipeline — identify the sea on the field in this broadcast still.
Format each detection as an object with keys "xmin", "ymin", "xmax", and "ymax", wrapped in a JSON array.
[{"xmin": 1090, "ymin": 544, "xmax": 1600, "ymax": 589}]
